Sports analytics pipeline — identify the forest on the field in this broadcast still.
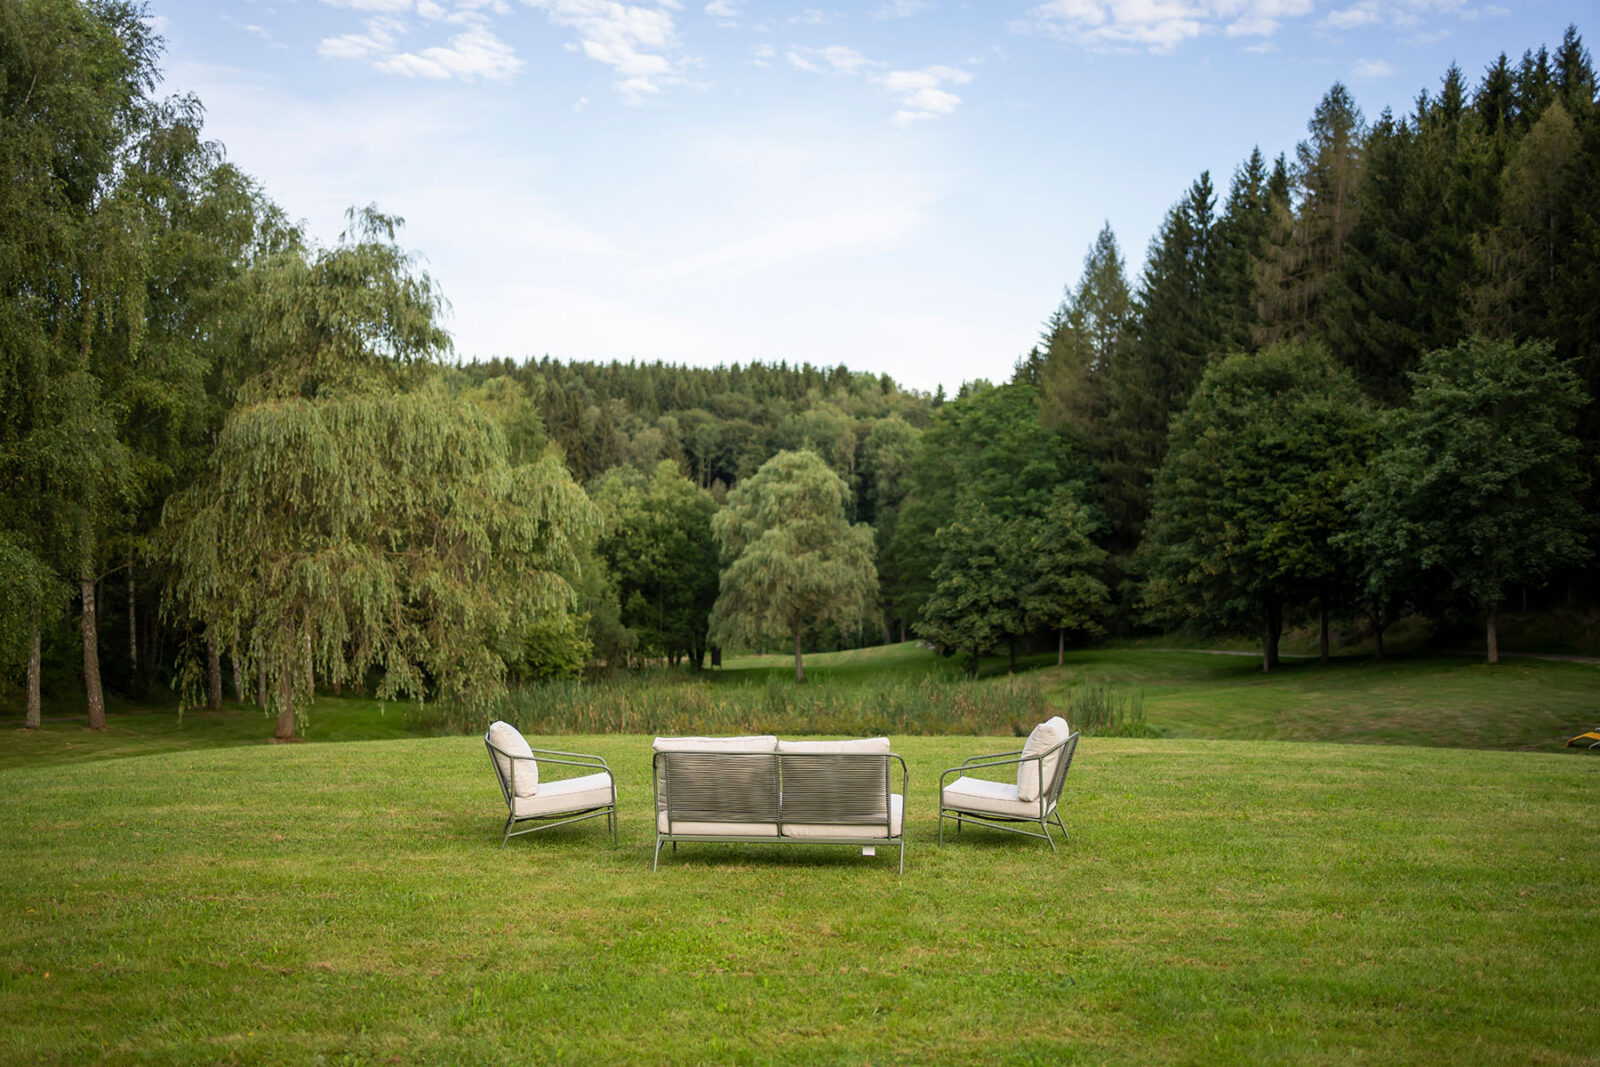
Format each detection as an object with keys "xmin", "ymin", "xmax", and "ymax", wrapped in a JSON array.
[{"xmin": 3, "ymin": 1, "xmax": 1597, "ymax": 738}]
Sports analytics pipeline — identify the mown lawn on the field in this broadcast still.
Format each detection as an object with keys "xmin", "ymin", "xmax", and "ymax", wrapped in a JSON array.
[{"xmin": 2, "ymin": 732, "xmax": 1597, "ymax": 1064}]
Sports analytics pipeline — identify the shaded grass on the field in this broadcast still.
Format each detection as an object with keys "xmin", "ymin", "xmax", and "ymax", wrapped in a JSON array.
[
  {"xmin": 6, "ymin": 643, "xmax": 1595, "ymax": 775},
  {"xmin": 2, "ymin": 734, "xmax": 1597, "ymax": 1063}
]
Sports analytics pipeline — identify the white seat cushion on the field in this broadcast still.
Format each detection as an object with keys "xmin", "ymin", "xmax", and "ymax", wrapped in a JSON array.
[
  {"xmin": 653, "ymin": 735, "xmax": 778, "ymax": 754},
  {"xmin": 488, "ymin": 720, "xmax": 538, "ymax": 797},
  {"xmin": 782, "ymin": 794, "xmax": 903, "ymax": 839},
  {"xmin": 776, "ymin": 737, "xmax": 890, "ymax": 754},
  {"xmin": 1018, "ymin": 716, "xmax": 1070, "ymax": 802},
  {"xmin": 511, "ymin": 772, "xmax": 612, "ymax": 818},
  {"xmin": 943, "ymin": 775, "xmax": 1053, "ymax": 820},
  {"xmin": 656, "ymin": 811, "xmax": 780, "ymax": 837}
]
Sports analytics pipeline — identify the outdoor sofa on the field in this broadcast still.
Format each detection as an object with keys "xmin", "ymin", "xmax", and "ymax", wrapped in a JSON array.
[{"xmin": 651, "ymin": 734, "xmax": 909, "ymax": 872}]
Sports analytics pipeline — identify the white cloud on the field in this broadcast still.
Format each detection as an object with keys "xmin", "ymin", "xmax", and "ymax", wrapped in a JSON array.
[
  {"xmin": 523, "ymin": 0, "xmax": 687, "ymax": 102},
  {"xmin": 787, "ymin": 45, "xmax": 972, "ymax": 125},
  {"xmin": 320, "ymin": 0, "xmax": 415, "ymax": 11},
  {"xmin": 318, "ymin": 16, "xmax": 404, "ymax": 60},
  {"xmin": 789, "ymin": 8, "xmax": 831, "ymax": 24},
  {"xmin": 874, "ymin": 65, "xmax": 972, "ymax": 126},
  {"xmin": 749, "ymin": 43, "xmax": 776, "ymax": 66},
  {"xmin": 705, "ymin": 0, "xmax": 741, "ymax": 17},
  {"xmin": 1352, "ymin": 56, "xmax": 1394, "ymax": 77},
  {"xmin": 787, "ymin": 45, "xmax": 876, "ymax": 75},
  {"xmin": 1321, "ymin": 3, "xmax": 1382, "ymax": 30},
  {"xmin": 376, "ymin": 23, "xmax": 524, "ymax": 79},
  {"xmin": 875, "ymin": 0, "xmax": 934, "ymax": 17},
  {"xmin": 1018, "ymin": 0, "xmax": 1501, "ymax": 53}
]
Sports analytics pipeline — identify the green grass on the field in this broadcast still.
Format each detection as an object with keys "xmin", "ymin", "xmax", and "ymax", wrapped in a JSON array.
[{"xmin": 2, "ymin": 733, "xmax": 1597, "ymax": 1063}]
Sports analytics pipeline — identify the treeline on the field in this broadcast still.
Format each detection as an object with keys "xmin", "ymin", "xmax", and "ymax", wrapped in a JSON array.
[
  {"xmin": 2, "ymin": 3, "xmax": 1596, "ymax": 737},
  {"xmin": 461, "ymin": 27, "xmax": 1600, "ymax": 674}
]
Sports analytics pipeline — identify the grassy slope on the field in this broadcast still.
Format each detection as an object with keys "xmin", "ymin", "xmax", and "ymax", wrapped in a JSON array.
[{"xmin": 2, "ymin": 734, "xmax": 1597, "ymax": 1064}]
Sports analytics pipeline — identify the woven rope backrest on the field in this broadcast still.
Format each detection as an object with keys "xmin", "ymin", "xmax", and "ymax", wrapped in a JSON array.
[
  {"xmin": 779, "ymin": 754, "xmax": 890, "ymax": 826},
  {"xmin": 658, "ymin": 752, "xmax": 780, "ymax": 824}
]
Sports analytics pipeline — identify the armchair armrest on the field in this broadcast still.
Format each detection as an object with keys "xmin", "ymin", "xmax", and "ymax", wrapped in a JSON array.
[{"xmin": 940, "ymin": 750, "xmax": 1039, "ymax": 792}]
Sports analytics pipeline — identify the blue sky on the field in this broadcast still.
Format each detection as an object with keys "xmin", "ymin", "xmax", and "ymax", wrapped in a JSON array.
[{"xmin": 151, "ymin": 1, "xmax": 1581, "ymax": 394}]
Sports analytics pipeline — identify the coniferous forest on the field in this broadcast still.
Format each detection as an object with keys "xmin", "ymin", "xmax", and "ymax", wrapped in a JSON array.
[{"xmin": 4, "ymin": 3, "xmax": 1598, "ymax": 734}]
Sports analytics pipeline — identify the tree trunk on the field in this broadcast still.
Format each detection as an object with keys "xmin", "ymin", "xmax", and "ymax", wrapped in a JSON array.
[
  {"xmin": 899, "ymin": 621, "xmax": 906, "ymax": 643},
  {"xmin": 1486, "ymin": 598, "xmax": 1500, "ymax": 665},
  {"xmin": 1319, "ymin": 597, "xmax": 1330, "ymax": 664},
  {"xmin": 274, "ymin": 666, "xmax": 296, "ymax": 740},
  {"xmin": 1261, "ymin": 597, "xmax": 1282, "ymax": 675},
  {"xmin": 127, "ymin": 568, "xmax": 137, "ymax": 675},
  {"xmin": 1057, "ymin": 628, "xmax": 1065, "ymax": 667},
  {"xmin": 25, "ymin": 617, "xmax": 41, "ymax": 730},
  {"xmin": 1372, "ymin": 619, "xmax": 1386, "ymax": 663},
  {"xmin": 206, "ymin": 631, "xmax": 223, "ymax": 710},
  {"xmin": 792, "ymin": 624, "xmax": 806, "ymax": 683},
  {"xmin": 232, "ymin": 655, "xmax": 245, "ymax": 703},
  {"xmin": 81, "ymin": 531, "xmax": 105, "ymax": 730},
  {"xmin": 257, "ymin": 662, "xmax": 267, "ymax": 709},
  {"xmin": 881, "ymin": 612, "xmax": 892, "ymax": 646}
]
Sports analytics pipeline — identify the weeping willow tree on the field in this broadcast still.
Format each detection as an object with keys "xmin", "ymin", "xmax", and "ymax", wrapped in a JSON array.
[
  {"xmin": 708, "ymin": 449, "xmax": 878, "ymax": 682},
  {"xmin": 163, "ymin": 208, "xmax": 595, "ymax": 739}
]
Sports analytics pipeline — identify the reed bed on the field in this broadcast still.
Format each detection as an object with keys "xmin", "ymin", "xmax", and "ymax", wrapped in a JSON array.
[{"xmin": 404, "ymin": 672, "xmax": 1059, "ymax": 738}]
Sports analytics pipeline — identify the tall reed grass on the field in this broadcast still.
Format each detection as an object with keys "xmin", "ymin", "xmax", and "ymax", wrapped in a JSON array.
[
  {"xmin": 404, "ymin": 672, "xmax": 1055, "ymax": 738},
  {"xmin": 1062, "ymin": 683, "xmax": 1155, "ymax": 737}
]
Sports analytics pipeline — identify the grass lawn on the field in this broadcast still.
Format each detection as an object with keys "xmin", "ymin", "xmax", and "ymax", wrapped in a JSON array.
[{"xmin": 2, "ymin": 730, "xmax": 1599, "ymax": 1064}]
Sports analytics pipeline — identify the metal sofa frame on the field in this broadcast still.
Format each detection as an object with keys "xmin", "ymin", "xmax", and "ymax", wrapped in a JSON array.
[{"xmin": 652, "ymin": 749, "xmax": 909, "ymax": 873}]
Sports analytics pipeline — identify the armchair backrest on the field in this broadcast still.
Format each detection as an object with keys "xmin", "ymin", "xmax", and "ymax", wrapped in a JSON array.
[{"xmin": 1043, "ymin": 731, "xmax": 1080, "ymax": 808}]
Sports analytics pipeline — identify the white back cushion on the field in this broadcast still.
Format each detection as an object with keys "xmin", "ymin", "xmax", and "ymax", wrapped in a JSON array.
[
  {"xmin": 652, "ymin": 735, "xmax": 778, "ymax": 754},
  {"xmin": 1017, "ymin": 716, "xmax": 1070, "ymax": 802},
  {"xmin": 488, "ymin": 720, "xmax": 538, "ymax": 797},
  {"xmin": 776, "ymin": 737, "xmax": 890, "ymax": 754}
]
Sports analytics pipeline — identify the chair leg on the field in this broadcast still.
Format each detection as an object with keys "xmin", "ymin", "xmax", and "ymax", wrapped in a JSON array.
[
  {"xmin": 501, "ymin": 815, "xmax": 514, "ymax": 849},
  {"xmin": 937, "ymin": 810, "xmax": 945, "ymax": 847},
  {"xmin": 652, "ymin": 837, "xmax": 663, "ymax": 871},
  {"xmin": 1042, "ymin": 820, "xmax": 1057, "ymax": 851},
  {"xmin": 898, "ymin": 841, "xmax": 905, "ymax": 875}
]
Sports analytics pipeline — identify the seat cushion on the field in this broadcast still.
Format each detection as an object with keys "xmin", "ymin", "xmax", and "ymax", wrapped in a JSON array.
[
  {"xmin": 776, "ymin": 737, "xmax": 890, "ymax": 754},
  {"xmin": 944, "ymin": 775, "xmax": 1052, "ymax": 820},
  {"xmin": 656, "ymin": 811, "xmax": 780, "ymax": 837},
  {"xmin": 488, "ymin": 720, "xmax": 538, "ymax": 797},
  {"xmin": 512, "ymin": 772, "xmax": 612, "ymax": 819},
  {"xmin": 1018, "ymin": 716, "xmax": 1070, "ymax": 802},
  {"xmin": 653, "ymin": 735, "xmax": 778, "ymax": 754},
  {"xmin": 782, "ymin": 794, "xmax": 903, "ymax": 839}
]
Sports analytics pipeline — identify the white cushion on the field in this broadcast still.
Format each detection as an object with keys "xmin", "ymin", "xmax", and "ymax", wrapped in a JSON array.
[
  {"xmin": 1017, "ymin": 716, "xmax": 1070, "ymax": 802},
  {"xmin": 488, "ymin": 720, "xmax": 538, "ymax": 797},
  {"xmin": 656, "ymin": 811, "xmax": 780, "ymax": 837},
  {"xmin": 777, "ymin": 737, "xmax": 890, "ymax": 754},
  {"xmin": 782, "ymin": 794, "xmax": 903, "ymax": 839},
  {"xmin": 944, "ymin": 775, "xmax": 1053, "ymax": 820},
  {"xmin": 512, "ymin": 772, "xmax": 612, "ymax": 819},
  {"xmin": 652, "ymin": 735, "xmax": 778, "ymax": 754}
]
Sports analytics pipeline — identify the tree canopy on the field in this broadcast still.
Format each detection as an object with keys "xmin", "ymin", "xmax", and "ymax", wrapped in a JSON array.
[{"xmin": 708, "ymin": 449, "xmax": 878, "ymax": 682}]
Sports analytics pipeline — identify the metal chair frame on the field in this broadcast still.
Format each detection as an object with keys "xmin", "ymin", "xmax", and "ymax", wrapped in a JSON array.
[
  {"xmin": 937, "ymin": 732, "xmax": 1080, "ymax": 851},
  {"xmin": 651, "ymin": 750, "xmax": 909, "ymax": 873},
  {"xmin": 485, "ymin": 735, "xmax": 618, "ymax": 847}
]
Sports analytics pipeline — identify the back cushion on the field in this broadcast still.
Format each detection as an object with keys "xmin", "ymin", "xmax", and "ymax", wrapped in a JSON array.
[
  {"xmin": 653, "ymin": 735, "xmax": 778, "ymax": 754},
  {"xmin": 776, "ymin": 737, "xmax": 890, "ymax": 754},
  {"xmin": 488, "ymin": 720, "xmax": 539, "ymax": 797},
  {"xmin": 1017, "ymin": 716, "xmax": 1070, "ymax": 802}
]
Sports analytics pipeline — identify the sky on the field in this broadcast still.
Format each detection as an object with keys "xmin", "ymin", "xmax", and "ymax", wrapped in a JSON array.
[{"xmin": 150, "ymin": 0, "xmax": 1583, "ymax": 395}]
